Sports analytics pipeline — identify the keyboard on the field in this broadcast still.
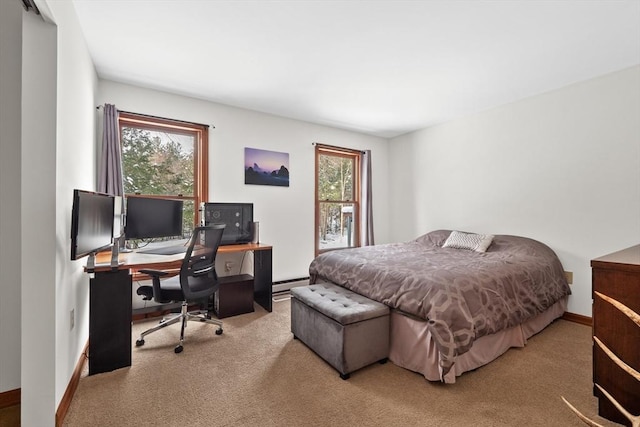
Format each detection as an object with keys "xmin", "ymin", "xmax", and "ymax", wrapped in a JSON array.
[{"xmin": 137, "ymin": 245, "xmax": 187, "ymax": 255}]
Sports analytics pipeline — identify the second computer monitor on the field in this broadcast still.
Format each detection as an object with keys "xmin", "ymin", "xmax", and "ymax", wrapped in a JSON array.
[
  {"xmin": 203, "ymin": 202, "xmax": 253, "ymax": 245},
  {"xmin": 125, "ymin": 196, "xmax": 184, "ymax": 240}
]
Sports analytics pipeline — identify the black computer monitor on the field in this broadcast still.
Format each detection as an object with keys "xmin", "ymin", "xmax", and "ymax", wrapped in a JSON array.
[
  {"xmin": 124, "ymin": 196, "xmax": 184, "ymax": 240},
  {"xmin": 70, "ymin": 189, "xmax": 115, "ymax": 261}
]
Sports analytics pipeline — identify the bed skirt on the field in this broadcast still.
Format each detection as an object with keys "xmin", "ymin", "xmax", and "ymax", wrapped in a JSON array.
[{"xmin": 389, "ymin": 296, "xmax": 569, "ymax": 383}]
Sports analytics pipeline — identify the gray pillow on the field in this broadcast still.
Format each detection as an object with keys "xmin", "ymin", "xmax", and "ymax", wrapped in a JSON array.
[{"xmin": 442, "ymin": 230, "xmax": 494, "ymax": 252}]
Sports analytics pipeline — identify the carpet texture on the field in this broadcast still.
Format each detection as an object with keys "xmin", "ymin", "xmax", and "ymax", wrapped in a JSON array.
[{"xmin": 62, "ymin": 298, "xmax": 619, "ymax": 426}]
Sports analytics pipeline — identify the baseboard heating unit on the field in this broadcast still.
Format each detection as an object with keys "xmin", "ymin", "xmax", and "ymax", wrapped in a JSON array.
[{"xmin": 272, "ymin": 277, "xmax": 309, "ymax": 300}]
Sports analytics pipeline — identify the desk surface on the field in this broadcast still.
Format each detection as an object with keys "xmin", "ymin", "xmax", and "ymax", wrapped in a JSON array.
[{"xmin": 91, "ymin": 242, "xmax": 272, "ymax": 272}]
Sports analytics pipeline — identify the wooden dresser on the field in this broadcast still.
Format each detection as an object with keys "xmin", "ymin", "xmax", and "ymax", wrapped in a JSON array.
[{"xmin": 591, "ymin": 245, "xmax": 640, "ymax": 426}]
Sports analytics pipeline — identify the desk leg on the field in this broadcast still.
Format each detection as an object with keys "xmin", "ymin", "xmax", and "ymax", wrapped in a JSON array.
[
  {"xmin": 89, "ymin": 269, "xmax": 132, "ymax": 375},
  {"xmin": 253, "ymin": 249, "xmax": 272, "ymax": 312}
]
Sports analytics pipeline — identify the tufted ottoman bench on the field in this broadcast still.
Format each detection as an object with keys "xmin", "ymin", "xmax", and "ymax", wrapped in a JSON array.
[{"xmin": 291, "ymin": 282, "xmax": 390, "ymax": 379}]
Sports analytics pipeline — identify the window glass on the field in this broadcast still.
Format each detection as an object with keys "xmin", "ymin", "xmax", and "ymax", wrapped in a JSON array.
[
  {"xmin": 315, "ymin": 146, "xmax": 360, "ymax": 254},
  {"xmin": 121, "ymin": 127, "xmax": 194, "ymax": 197}
]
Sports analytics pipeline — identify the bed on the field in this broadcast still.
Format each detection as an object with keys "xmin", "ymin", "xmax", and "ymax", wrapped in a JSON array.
[{"xmin": 308, "ymin": 229, "xmax": 571, "ymax": 383}]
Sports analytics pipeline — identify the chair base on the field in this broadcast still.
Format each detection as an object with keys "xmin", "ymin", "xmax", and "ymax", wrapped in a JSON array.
[{"xmin": 135, "ymin": 301, "xmax": 223, "ymax": 353}]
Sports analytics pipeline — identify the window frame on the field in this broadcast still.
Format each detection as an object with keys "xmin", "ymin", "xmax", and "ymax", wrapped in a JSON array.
[
  {"xmin": 314, "ymin": 144, "xmax": 361, "ymax": 256},
  {"xmin": 118, "ymin": 112, "xmax": 208, "ymax": 228}
]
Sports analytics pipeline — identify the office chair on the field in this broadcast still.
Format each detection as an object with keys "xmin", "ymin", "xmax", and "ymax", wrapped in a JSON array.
[{"xmin": 135, "ymin": 224, "xmax": 226, "ymax": 353}]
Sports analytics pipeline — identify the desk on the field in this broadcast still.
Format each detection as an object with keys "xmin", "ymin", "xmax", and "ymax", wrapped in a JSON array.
[{"xmin": 87, "ymin": 243, "xmax": 273, "ymax": 375}]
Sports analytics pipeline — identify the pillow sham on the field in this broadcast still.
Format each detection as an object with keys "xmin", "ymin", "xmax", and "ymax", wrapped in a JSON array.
[{"xmin": 442, "ymin": 230, "xmax": 494, "ymax": 253}]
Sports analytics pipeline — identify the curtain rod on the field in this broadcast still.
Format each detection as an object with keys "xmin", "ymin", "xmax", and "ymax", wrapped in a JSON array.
[
  {"xmin": 312, "ymin": 142, "xmax": 365, "ymax": 154},
  {"xmin": 96, "ymin": 105, "xmax": 213, "ymax": 129}
]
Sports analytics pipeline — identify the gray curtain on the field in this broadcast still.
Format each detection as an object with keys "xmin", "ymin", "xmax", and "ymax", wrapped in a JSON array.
[
  {"xmin": 361, "ymin": 150, "xmax": 374, "ymax": 246},
  {"xmin": 98, "ymin": 104, "xmax": 123, "ymax": 196},
  {"xmin": 98, "ymin": 104, "xmax": 124, "ymax": 242}
]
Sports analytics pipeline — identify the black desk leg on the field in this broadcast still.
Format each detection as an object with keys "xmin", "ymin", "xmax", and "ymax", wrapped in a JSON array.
[
  {"xmin": 89, "ymin": 269, "xmax": 132, "ymax": 375},
  {"xmin": 253, "ymin": 249, "xmax": 273, "ymax": 312}
]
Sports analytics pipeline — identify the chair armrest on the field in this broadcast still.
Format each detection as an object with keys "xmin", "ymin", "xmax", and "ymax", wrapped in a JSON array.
[{"xmin": 138, "ymin": 269, "xmax": 170, "ymax": 277}]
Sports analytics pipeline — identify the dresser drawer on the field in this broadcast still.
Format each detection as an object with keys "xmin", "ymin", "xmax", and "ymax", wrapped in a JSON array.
[{"xmin": 591, "ymin": 245, "xmax": 640, "ymax": 427}]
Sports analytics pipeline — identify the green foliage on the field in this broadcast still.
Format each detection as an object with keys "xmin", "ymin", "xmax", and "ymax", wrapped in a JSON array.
[
  {"xmin": 317, "ymin": 154, "xmax": 353, "ymax": 201},
  {"xmin": 121, "ymin": 127, "xmax": 193, "ymax": 196},
  {"xmin": 121, "ymin": 127, "xmax": 196, "ymax": 235}
]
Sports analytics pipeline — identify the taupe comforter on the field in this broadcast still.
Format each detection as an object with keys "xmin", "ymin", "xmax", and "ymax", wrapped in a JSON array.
[{"xmin": 309, "ymin": 230, "xmax": 571, "ymax": 375}]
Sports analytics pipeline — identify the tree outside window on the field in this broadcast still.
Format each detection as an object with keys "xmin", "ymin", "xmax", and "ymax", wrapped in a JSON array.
[
  {"xmin": 315, "ymin": 145, "xmax": 361, "ymax": 255},
  {"xmin": 119, "ymin": 113, "xmax": 208, "ymax": 239}
]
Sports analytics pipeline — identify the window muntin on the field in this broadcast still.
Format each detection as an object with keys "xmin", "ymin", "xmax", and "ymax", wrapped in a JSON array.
[
  {"xmin": 315, "ymin": 145, "xmax": 361, "ymax": 255},
  {"xmin": 119, "ymin": 112, "xmax": 208, "ymax": 238}
]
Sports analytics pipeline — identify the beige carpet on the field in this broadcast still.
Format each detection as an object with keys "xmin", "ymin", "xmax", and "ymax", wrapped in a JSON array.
[{"xmin": 63, "ymin": 298, "xmax": 619, "ymax": 427}]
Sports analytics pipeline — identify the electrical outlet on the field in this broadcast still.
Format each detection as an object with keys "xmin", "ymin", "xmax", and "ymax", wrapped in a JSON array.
[
  {"xmin": 564, "ymin": 271, "xmax": 573, "ymax": 285},
  {"xmin": 225, "ymin": 261, "xmax": 233, "ymax": 272},
  {"xmin": 70, "ymin": 308, "xmax": 75, "ymax": 330}
]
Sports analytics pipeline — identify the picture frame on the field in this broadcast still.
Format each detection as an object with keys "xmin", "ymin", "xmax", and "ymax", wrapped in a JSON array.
[{"xmin": 244, "ymin": 147, "xmax": 290, "ymax": 187}]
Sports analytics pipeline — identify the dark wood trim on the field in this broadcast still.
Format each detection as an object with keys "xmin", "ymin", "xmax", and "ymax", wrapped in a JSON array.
[
  {"xmin": 562, "ymin": 311, "xmax": 592, "ymax": 327},
  {"xmin": 0, "ymin": 388, "xmax": 20, "ymax": 409},
  {"xmin": 55, "ymin": 340, "xmax": 89, "ymax": 427},
  {"xmin": 312, "ymin": 142, "xmax": 365, "ymax": 155},
  {"xmin": 118, "ymin": 110, "xmax": 211, "ymax": 129}
]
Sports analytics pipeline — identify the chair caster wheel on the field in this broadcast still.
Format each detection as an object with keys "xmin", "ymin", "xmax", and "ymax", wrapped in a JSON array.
[
  {"xmin": 215, "ymin": 328, "xmax": 223, "ymax": 335},
  {"xmin": 174, "ymin": 345, "xmax": 183, "ymax": 354},
  {"xmin": 135, "ymin": 339, "xmax": 145, "ymax": 347}
]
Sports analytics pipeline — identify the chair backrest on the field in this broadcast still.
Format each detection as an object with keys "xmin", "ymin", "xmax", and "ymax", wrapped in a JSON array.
[{"xmin": 179, "ymin": 224, "xmax": 226, "ymax": 301}]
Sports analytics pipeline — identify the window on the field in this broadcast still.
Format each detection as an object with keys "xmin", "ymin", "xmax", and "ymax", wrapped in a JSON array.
[
  {"xmin": 315, "ymin": 144, "xmax": 361, "ymax": 255},
  {"xmin": 119, "ymin": 112, "xmax": 208, "ymax": 238}
]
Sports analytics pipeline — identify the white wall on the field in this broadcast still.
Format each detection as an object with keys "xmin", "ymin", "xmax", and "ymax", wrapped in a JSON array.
[
  {"xmin": 97, "ymin": 81, "xmax": 391, "ymax": 281},
  {"xmin": 389, "ymin": 66, "xmax": 640, "ymax": 317},
  {"xmin": 21, "ymin": 8, "xmax": 58, "ymax": 425},
  {"xmin": 49, "ymin": 0, "xmax": 99, "ymax": 412},
  {"xmin": 0, "ymin": 0, "xmax": 23, "ymax": 396}
]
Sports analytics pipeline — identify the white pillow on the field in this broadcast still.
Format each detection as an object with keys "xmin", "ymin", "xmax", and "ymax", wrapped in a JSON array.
[{"xmin": 442, "ymin": 231, "xmax": 494, "ymax": 253}]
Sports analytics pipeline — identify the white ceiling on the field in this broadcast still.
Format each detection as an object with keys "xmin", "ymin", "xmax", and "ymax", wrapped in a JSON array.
[{"xmin": 70, "ymin": 0, "xmax": 640, "ymax": 138}]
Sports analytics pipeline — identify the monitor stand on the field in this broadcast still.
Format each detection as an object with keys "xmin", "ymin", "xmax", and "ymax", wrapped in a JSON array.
[
  {"xmin": 116, "ymin": 234, "xmax": 132, "ymax": 253},
  {"xmin": 110, "ymin": 243, "xmax": 120, "ymax": 268},
  {"xmin": 86, "ymin": 252, "xmax": 97, "ymax": 271}
]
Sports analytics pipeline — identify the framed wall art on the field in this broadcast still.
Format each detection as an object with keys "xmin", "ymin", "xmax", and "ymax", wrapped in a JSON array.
[{"xmin": 244, "ymin": 147, "xmax": 290, "ymax": 187}]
